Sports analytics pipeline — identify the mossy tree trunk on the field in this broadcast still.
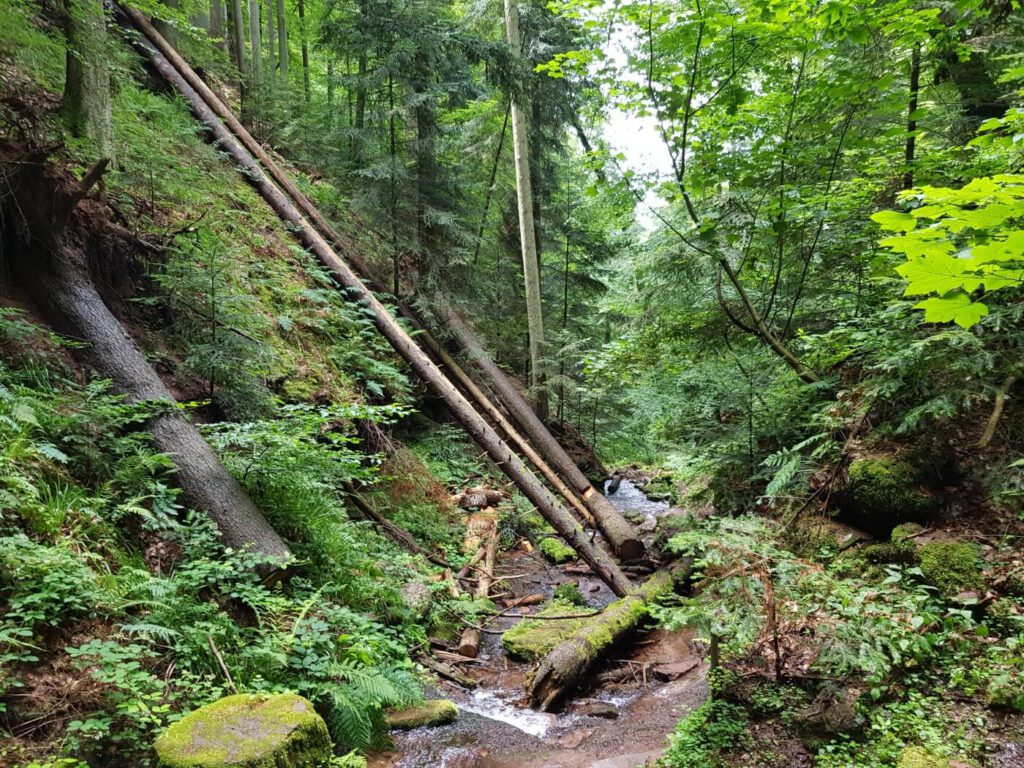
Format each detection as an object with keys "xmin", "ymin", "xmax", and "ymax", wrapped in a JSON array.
[{"xmin": 62, "ymin": 0, "xmax": 114, "ymax": 164}]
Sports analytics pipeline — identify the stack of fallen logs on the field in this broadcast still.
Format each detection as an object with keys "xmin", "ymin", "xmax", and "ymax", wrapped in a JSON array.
[{"xmin": 453, "ymin": 486, "xmax": 502, "ymax": 659}]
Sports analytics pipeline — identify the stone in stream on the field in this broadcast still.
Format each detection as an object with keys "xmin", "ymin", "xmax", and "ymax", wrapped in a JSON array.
[
  {"xmin": 385, "ymin": 699, "xmax": 459, "ymax": 729},
  {"xmin": 154, "ymin": 692, "xmax": 331, "ymax": 768},
  {"xmin": 577, "ymin": 701, "xmax": 619, "ymax": 719}
]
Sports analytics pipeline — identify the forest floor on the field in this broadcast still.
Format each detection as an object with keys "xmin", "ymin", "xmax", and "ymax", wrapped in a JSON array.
[{"xmin": 369, "ymin": 480, "xmax": 709, "ymax": 768}]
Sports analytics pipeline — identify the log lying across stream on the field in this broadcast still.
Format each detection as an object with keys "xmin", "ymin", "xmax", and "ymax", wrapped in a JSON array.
[
  {"xmin": 123, "ymin": 9, "xmax": 633, "ymax": 597},
  {"xmin": 527, "ymin": 561, "xmax": 691, "ymax": 710}
]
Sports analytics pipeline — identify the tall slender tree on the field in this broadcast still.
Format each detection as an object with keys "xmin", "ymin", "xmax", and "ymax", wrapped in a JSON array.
[{"xmin": 503, "ymin": 0, "xmax": 548, "ymax": 419}]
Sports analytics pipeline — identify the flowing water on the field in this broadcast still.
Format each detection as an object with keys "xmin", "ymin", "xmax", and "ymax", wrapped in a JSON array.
[{"xmin": 370, "ymin": 479, "xmax": 705, "ymax": 768}]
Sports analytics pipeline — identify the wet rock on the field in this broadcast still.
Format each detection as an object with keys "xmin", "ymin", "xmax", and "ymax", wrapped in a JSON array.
[
  {"xmin": 578, "ymin": 701, "xmax": 619, "ymax": 719},
  {"xmin": 400, "ymin": 582, "xmax": 433, "ymax": 619},
  {"xmin": 386, "ymin": 699, "xmax": 459, "ymax": 729},
  {"xmin": 154, "ymin": 692, "xmax": 330, "ymax": 768},
  {"xmin": 653, "ymin": 660, "xmax": 700, "ymax": 681},
  {"xmin": 637, "ymin": 518, "xmax": 657, "ymax": 533}
]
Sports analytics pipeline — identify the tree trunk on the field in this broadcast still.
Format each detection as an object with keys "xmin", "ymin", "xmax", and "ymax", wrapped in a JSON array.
[
  {"xmin": 229, "ymin": 0, "xmax": 246, "ymax": 74},
  {"xmin": 153, "ymin": 0, "xmax": 178, "ymax": 52},
  {"xmin": 459, "ymin": 521, "xmax": 497, "ymax": 658},
  {"xmin": 125, "ymin": 13, "xmax": 633, "ymax": 597},
  {"xmin": 62, "ymin": 0, "xmax": 115, "ymax": 164},
  {"xmin": 528, "ymin": 564, "xmax": 689, "ymax": 710},
  {"xmin": 276, "ymin": 0, "xmax": 288, "ymax": 76},
  {"xmin": 438, "ymin": 304, "xmax": 643, "ymax": 560},
  {"xmin": 0, "ymin": 148, "xmax": 290, "ymax": 566},
  {"xmin": 248, "ymin": 0, "xmax": 262, "ymax": 84},
  {"xmin": 265, "ymin": 0, "xmax": 275, "ymax": 74},
  {"xmin": 297, "ymin": 0, "xmax": 310, "ymax": 101},
  {"xmin": 503, "ymin": 0, "xmax": 548, "ymax": 419},
  {"xmin": 209, "ymin": 0, "xmax": 225, "ymax": 50},
  {"xmin": 903, "ymin": 45, "xmax": 920, "ymax": 190}
]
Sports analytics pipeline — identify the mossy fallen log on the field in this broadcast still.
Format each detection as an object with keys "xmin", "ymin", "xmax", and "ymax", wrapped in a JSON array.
[{"xmin": 527, "ymin": 563, "xmax": 690, "ymax": 711}]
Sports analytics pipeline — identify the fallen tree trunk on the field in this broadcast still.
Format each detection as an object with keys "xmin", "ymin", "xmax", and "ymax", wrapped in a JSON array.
[
  {"xmin": 119, "ymin": 6, "xmax": 601, "ymax": 535},
  {"xmin": 439, "ymin": 304, "xmax": 643, "ymax": 560},
  {"xmin": 0, "ymin": 145, "xmax": 290, "ymax": 565},
  {"xmin": 458, "ymin": 521, "xmax": 498, "ymax": 658},
  {"xmin": 527, "ymin": 562, "xmax": 690, "ymax": 710},
  {"xmin": 344, "ymin": 485, "xmax": 450, "ymax": 569},
  {"xmin": 126, "ymin": 21, "xmax": 633, "ymax": 597}
]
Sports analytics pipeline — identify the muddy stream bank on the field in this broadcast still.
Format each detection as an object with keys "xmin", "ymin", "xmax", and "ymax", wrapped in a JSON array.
[{"xmin": 370, "ymin": 480, "xmax": 708, "ymax": 768}]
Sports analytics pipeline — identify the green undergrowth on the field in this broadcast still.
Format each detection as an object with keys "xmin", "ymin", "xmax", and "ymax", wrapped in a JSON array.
[
  {"xmin": 0, "ymin": 318, "xmax": 437, "ymax": 766},
  {"xmin": 653, "ymin": 514, "xmax": 1023, "ymax": 767}
]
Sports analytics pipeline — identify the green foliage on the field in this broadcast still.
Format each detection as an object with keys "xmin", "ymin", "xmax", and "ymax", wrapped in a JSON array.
[
  {"xmin": 659, "ymin": 700, "xmax": 750, "ymax": 768},
  {"xmin": 876, "ymin": 175, "xmax": 1024, "ymax": 329},
  {"xmin": 817, "ymin": 693, "xmax": 979, "ymax": 768}
]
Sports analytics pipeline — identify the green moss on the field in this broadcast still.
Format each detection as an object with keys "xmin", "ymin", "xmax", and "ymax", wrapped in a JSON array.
[
  {"xmin": 898, "ymin": 747, "xmax": 952, "ymax": 768},
  {"xmin": 842, "ymin": 457, "xmax": 934, "ymax": 533},
  {"xmin": 538, "ymin": 537, "xmax": 576, "ymax": 564},
  {"xmin": 918, "ymin": 541, "xmax": 982, "ymax": 595},
  {"xmin": 385, "ymin": 699, "xmax": 458, "ymax": 730},
  {"xmin": 154, "ymin": 693, "xmax": 331, "ymax": 768},
  {"xmin": 553, "ymin": 583, "xmax": 587, "ymax": 606},
  {"xmin": 501, "ymin": 602, "xmax": 592, "ymax": 660}
]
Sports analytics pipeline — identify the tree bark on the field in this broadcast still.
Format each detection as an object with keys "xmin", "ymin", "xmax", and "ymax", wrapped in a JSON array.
[
  {"xmin": 276, "ymin": 0, "xmax": 288, "ymax": 76},
  {"xmin": 153, "ymin": 0, "xmax": 179, "ymax": 52},
  {"xmin": 528, "ymin": 563, "xmax": 688, "ymax": 710},
  {"xmin": 125, "ymin": 13, "xmax": 633, "ymax": 596},
  {"xmin": 265, "ymin": 0, "xmax": 276, "ymax": 74},
  {"xmin": 62, "ymin": 0, "xmax": 115, "ymax": 164},
  {"xmin": 210, "ymin": 0, "xmax": 226, "ymax": 50},
  {"xmin": 297, "ymin": 0, "xmax": 310, "ymax": 101},
  {"xmin": 903, "ymin": 45, "xmax": 920, "ymax": 190},
  {"xmin": 229, "ymin": 0, "xmax": 246, "ymax": 74},
  {"xmin": 503, "ymin": 0, "xmax": 548, "ymax": 418},
  {"xmin": 0, "ymin": 149, "xmax": 290, "ymax": 566},
  {"xmin": 459, "ymin": 521, "xmax": 497, "ymax": 658},
  {"xmin": 438, "ymin": 304, "xmax": 643, "ymax": 560},
  {"xmin": 248, "ymin": 0, "xmax": 262, "ymax": 84}
]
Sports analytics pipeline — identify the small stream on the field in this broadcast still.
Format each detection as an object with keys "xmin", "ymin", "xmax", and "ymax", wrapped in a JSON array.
[{"xmin": 373, "ymin": 480, "xmax": 693, "ymax": 768}]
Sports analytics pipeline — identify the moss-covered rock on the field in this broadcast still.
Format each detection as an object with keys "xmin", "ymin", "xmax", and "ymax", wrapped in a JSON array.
[
  {"xmin": 898, "ymin": 746, "xmax": 952, "ymax": 768},
  {"xmin": 384, "ymin": 699, "xmax": 458, "ymax": 729},
  {"xmin": 538, "ymin": 537, "xmax": 576, "ymax": 564},
  {"xmin": 501, "ymin": 602, "xmax": 592, "ymax": 661},
  {"xmin": 918, "ymin": 541, "xmax": 982, "ymax": 595},
  {"xmin": 154, "ymin": 693, "xmax": 331, "ymax": 768},
  {"xmin": 838, "ymin": 457, "xmax": 934, "ymax": 534}
]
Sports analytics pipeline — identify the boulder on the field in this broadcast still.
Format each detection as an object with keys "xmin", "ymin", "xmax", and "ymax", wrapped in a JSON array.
[
  {"xmin": 918, "ymin": 541, "xmax": 983, "ymax": 595},
  {"xmin": 835, "ymin": 456, "xmax": 935, "ymax": 535},
  {"xmin": 385, "ymin": 699, "xmax": 458, "ymax": 729},
  {"xmin": 898, "ymin": 746, "xmax": 952, "ymax": 768},
  {"xmin": 399, "ymin": 582, "xmax": 433, "ymax": 620},
  {"xmin": 154, "ymin": 693, "xmax": 331, "ymax": 768}
]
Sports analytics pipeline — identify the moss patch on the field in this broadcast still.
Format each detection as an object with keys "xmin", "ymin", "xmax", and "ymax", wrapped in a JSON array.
[
  {"xmin": 538, "ymin": 537, "xmax": 576, "ymax": 564},
  {"xmin": 839, "ymin": 457, "xmax": 934, "ymax": 534},
  {"xmin": 918, "ymin": 541, "xmax": 982, "ymax": 595},
  {"xmin": 898, "ymin": 746, "xmax": 952, "ymax": 768},
  {"xmin": 501, "ymin": 602, "xmax": 593, "ymax": 661},
  {"xmin": 385, "ymin": 699, "xmax": 458, "ymax": 730},
  {"xmin": 154, "ymin": 693, "xmax": 331, "ymax": 768}
]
